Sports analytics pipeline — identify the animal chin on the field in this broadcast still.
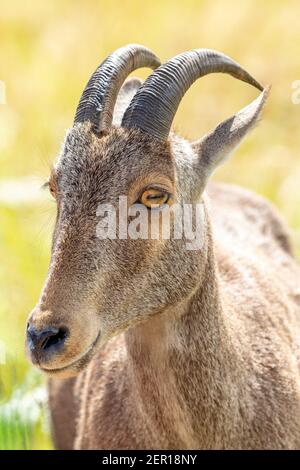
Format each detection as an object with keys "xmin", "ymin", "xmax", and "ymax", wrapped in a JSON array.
[{"xmin": 40, "ymin": 330, "xmax": 102, "ymax": 377}]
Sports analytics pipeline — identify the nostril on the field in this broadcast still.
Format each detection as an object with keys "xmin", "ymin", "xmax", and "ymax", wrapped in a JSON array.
[
  {"xmin": 27, "ymin": 324, "xmax": 69, "ymax": 352},
  {"xmin": 41, "ymin": 328, "xmax": 68, "ymax": 350}
]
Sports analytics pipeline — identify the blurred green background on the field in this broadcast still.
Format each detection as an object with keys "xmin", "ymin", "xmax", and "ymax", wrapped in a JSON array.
[{"xmin": 0, "ymin": 0, "xmax": 299, "ymax": 449}]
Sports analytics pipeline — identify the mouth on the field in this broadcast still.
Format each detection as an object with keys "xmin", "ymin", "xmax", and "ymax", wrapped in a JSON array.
[{"xmin": 40, "ymin": 329, "xmax": 101, "ymax": 375}]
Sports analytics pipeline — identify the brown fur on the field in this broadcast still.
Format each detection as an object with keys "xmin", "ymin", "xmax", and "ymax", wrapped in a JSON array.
[
  {"xmin": 27, "ymin": 80, "xmax": 300, "ymax": 449},
  {"xmin": 48, "ymin": 182, "xmax": 300, "ymax": 449}
]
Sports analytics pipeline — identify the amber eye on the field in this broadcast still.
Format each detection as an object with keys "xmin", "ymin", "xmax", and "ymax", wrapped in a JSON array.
[
  {"xmin": 47, "ymin": 179, "xmax": 57, "ymax": 199},
  {"xmin": 140, "ymin": 188, "xmax": 170, "ymax": 208},
  {"xmin": 49, "ymin": 183, "xmax": 56, "ymax": 198}
]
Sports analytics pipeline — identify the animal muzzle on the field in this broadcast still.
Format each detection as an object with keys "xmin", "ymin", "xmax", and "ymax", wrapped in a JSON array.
[
  {"xmin": 26, "ymin": 323, "xmax": 69, "ymax": 365},
  {"xmin": 25, "ymin": 304, "xmax": 72, "ymax": 367}
]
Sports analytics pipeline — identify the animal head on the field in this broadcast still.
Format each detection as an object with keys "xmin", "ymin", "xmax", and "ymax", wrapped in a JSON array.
[{"xmin": 26, "ymin": 44, "xmax": 268, "ymax": 377}]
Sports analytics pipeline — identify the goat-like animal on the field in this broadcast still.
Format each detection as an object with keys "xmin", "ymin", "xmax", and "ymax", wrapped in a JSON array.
[{"xmin": 26, "ymin": 45, "xmax": 300, "ymax": 449}]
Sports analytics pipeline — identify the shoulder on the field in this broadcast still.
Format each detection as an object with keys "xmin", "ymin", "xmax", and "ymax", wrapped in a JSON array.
[{"xmin": 207, "ymin": 181, "xmax": 294, "ymax": 255}]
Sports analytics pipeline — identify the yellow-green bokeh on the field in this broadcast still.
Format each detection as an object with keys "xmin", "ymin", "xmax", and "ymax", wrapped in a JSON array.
[{"xmin": 0, "ymin": 0, "xmax": 299, "ymax": 449}]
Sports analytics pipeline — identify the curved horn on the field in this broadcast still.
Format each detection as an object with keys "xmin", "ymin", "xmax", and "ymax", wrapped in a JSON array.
[
  {"xmin": 122, "ymin": 49, "xmax": 263, "ymax": 140},
  {"xmin": 74, "ymin": 44, "xmax": 160, "ymax": 135}
]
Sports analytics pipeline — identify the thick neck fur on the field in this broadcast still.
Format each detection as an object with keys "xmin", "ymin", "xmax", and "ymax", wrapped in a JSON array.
[{"xmin": 125, "ymin": 208, "xmax": 244, "ymax": 449}]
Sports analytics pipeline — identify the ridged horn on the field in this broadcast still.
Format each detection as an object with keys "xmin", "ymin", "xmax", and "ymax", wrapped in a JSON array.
[
  {"xmin": 122, "ymin": 49, "xmax": 263, "ymax": 140},
  {"xmin": 74, "ymin": 44, "xmax": 160, "ymax": 136}
]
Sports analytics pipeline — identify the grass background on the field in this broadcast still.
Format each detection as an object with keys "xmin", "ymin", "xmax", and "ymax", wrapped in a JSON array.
[{"xmin": 0, "ymin": 0, "xmax": 300, "ymax": 449}]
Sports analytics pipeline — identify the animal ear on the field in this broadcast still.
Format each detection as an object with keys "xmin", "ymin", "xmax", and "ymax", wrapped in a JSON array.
[
  {"xmin": 192, "ymin": 87, "xmax": 270, "ymax": 182},
  {"xmin": 113, "ymin": 77, "xmax": 143, "ymax": 127}
]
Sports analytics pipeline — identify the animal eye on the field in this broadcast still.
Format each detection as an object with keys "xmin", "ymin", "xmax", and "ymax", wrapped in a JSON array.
[
  {"xmin": 49, "ymin": 182, "xmax": 57, "ymax": 198},
  {"xmin": 44, "ymin": 178, "xmax": 57, "ymax": 199},
  {"xmin": 140, "ymin": 188, "xmax": 170, "ymax": 208}
]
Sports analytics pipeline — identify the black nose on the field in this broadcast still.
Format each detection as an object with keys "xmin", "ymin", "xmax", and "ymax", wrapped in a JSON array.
[{"xmin": 26, "ymin": 324, "xmax": 68, "ymax": 363}]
